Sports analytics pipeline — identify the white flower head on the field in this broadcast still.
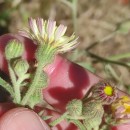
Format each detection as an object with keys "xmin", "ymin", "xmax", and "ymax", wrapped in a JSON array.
[{"xmin": 19, "ymin": 18, "xmax": 79, "ymax": 53}]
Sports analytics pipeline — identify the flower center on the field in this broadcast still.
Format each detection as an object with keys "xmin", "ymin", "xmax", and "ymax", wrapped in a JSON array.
[{"xmin": 104, "ymin": 86, "xmax": 113, "ymax": 96}]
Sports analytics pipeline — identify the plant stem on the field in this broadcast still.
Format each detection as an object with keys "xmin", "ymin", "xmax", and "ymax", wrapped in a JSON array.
[
  {"xmin": 8, "ymin": 62, "xmax": 21, "ymax": 103},
  {"xmin": 87, "ymin": 51, "xmax": 130, "ymax": 68},
  {"xmin": 69, "ymin": 119, "xmax": 86, "ymax": 130},
  {"xmin": 0, "ymin": 77, "xmax": 14, "ymax": 96},
  {"xmin": 72, "ymin": 0, "xmax": 78, "ymax": 33},
  {"xmin": 105, "ymin": 64, "xmax": 122, "ymax": 82},
  {"xmin": 8, "ymin": 62, "xmax": 16, "ymax": 87},
  {"xmin": 60, "ymin": 0, "xmax": 78, "ymax": 33},
  {"xmin": 108, "ymin": 52, "xmax": 130, "ymax": 60},
  {"xmin": 21, "ymin": 63, "xmax": 43, "ymax": 105},
  {"xmin": 60, "ymin": 0, "xmax": 72, "ymax": 8},
  {"xmin": 86, "ymin": 31, "xmax": 116, "ymax": 51},
  {"xmin": 66, "ymin": 115, "xmax": 85, "ymax": 120},
  {"xmin": 49, "ymin": 112, "xmax": 68, "ymax": 127},
  {"xmin": 14, "ymin": 74, "xmax": 30, "ymax": 103}
]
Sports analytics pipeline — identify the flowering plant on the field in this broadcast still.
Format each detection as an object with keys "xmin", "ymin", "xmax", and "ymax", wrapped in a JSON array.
[{"xmin": 0, "ymin": 18, "xmax": 130, "ymax": 130}]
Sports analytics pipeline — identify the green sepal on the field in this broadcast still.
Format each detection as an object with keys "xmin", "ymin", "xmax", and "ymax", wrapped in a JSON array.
[{"xmin": 35, "ymin": 44, "xmax": 56, "ymax": 66}]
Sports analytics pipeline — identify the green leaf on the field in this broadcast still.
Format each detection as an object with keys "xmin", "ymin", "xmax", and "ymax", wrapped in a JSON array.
[{"xmin": 117, "ymin": 21, "xmax": 130, "ymax": 34}]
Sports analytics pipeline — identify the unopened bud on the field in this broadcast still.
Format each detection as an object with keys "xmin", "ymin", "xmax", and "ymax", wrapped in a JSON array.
[
  {"xmin": 66, "ymin": 99, "xmax": 82, "ymax": 117},
  {"xmin": 5, "ymin": 40, "xmax": 24, "ymax": 60},
  {"xmin": 13, "ymin": 59, "xmax": 29, "ymax": 77},
  {"xmin": 82, "ymin": 100, "xmax": 104, "ymax": 130}
]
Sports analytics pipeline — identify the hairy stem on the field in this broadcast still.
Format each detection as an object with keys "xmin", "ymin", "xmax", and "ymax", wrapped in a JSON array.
[
  {"xmin": 14, "ymin": 74, "xmax": 30, "ymax": 103},
  {"xmin": 49, "ymin": 112, "xmax": 68, "ymax": 127},
  {"xmin": 69, "ymin": 119, "xmax": 86, "ymax": 130},
  {"xmin": 0, "ymin": 77, "xmax": 14, "ymax": 96},
  {"xmin": 21, "ymin": 63, "xmax": 43, "ymax": 105},
  {"xmin": 8, "ymin": 62, "xmax": 21, "ymax": 103}
]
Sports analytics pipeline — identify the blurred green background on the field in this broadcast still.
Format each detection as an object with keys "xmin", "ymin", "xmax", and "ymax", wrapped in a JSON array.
[{"xmin": 1, "ymin": 0, "xmax": 130, "ymax": 94}]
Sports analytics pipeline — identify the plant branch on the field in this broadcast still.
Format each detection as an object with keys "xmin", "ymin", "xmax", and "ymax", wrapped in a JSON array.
[
  {"xmin": 49, "ymin": 112, "xmax": 68, "ymax": 127},
  {"xmin": 108, "ymin": 52, "xmax": 130, "ymax": 60},
  {"xmin": 72, "ymin": 0, "xmax": 78, "ymax": 33},
  {"xmin": 86, "ymin": 31, "xmax": 116, "ymax": 51},
  {"xmin": 8, "ymin": 62, "xmax": 21, "ymax": 103},
  {"xmin": 21, "ymin": 63, "xmax": 43, "ymax": 105},
  {"xmin": 87, "ymin": 51, "xmax": 130, "ymax": 68},
  {"xmin": 69, "ymin": 119, "xmax": 86, "ymax": 130},
  {"xmin": 0, "ymin": 77, "xmax": 14, "ymax": 96}
]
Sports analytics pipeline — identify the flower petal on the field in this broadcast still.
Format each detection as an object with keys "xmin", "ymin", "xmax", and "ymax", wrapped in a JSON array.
[
  {"xmin": 47, "ymin": 20, "xmax": 56, "ymax": 39},
  {"xmin": 36, "ymin": 18, "xmax": 44, "ymax": 35},
  {"xmin": 28, "ymin": 18, "xmax": 38, "ymax": 36},
  {"xmin": 55, "ymin": 25, "xmax": 67, "ymax": 40}
]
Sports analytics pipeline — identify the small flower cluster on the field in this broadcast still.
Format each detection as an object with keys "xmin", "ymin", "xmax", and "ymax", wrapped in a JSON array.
[
  {"xmin": 1, "ymin": 17, "xmax": 130, "ymax": 130},
  {"xmin": 19, "ymin": 18, "xmax": 79, "ymax": 53},
  {"xmin": 111, "ymin": 95, "xmax": 130, "ymax": 124},
  {"xmin": 50, "ymin": 80, "xmax": 119, "ymax": 130},
  {"xmin": 90, "ymin": 81, "xmax": 130, "ymax": 126}
]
